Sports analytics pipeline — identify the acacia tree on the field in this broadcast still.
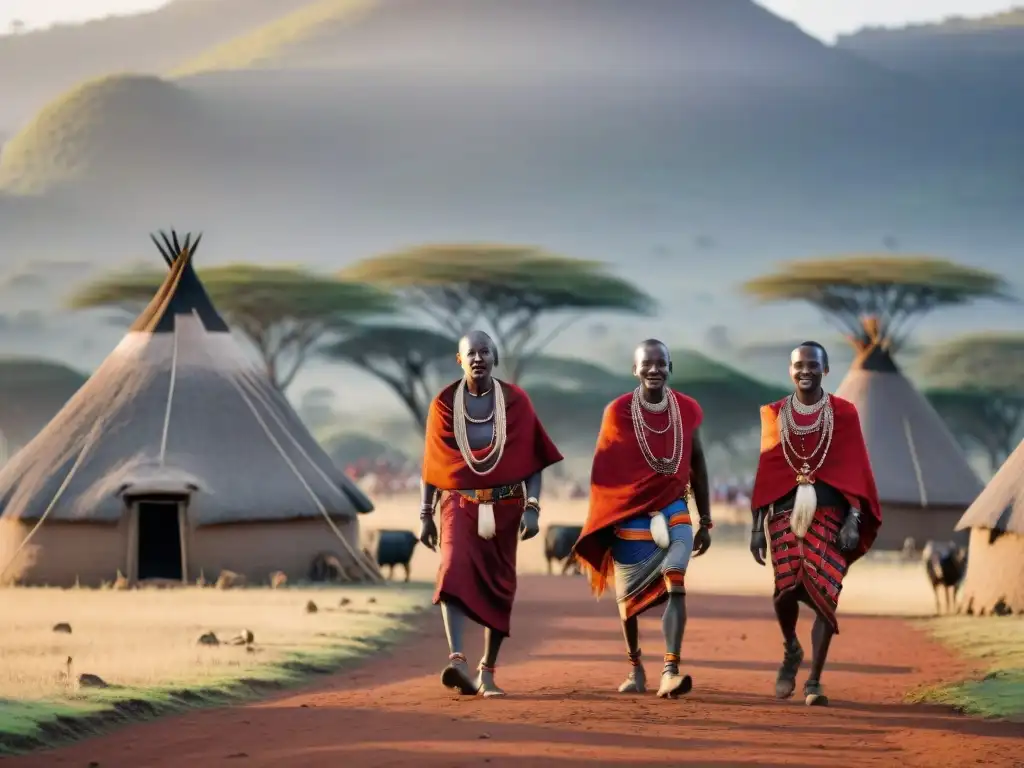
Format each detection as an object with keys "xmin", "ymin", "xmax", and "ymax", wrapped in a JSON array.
[
  {"xmin": 921, "ymin": 333, "xmax": 1024, "ymax": 472},
  {"xmin": 340, "ymin": 244, "xmax": 653, "ymax": 382},
  {"xmin": 741, "ymin": 256, "xmax": 1013, "ymax": 355},
  {"xmin": 322, "ymin": 325, "xmax": 457, "ymax": 427},
  {"xmin": 522, "ymin": 350, "xmax": 786, "ymax": 457},
  {"xmin": 69, "ymin": 262, "xmax": 393, "ymax": 390}
]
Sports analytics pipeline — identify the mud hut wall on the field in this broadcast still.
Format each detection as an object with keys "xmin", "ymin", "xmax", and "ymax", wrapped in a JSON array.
[
  {"xmin": 188, "ymin": 517, "xmax": 363, "ymax": 584},
  {"xmin": 873, "ymin": 503, "xmax": 968, "ymax": 550},
  {"xmin": 958, "ymin": 527, "xmax": 1024, "ymax": 615},
  {"xmin": 0, "ymin": 518, "xmax": 128, "ymax": 587}
]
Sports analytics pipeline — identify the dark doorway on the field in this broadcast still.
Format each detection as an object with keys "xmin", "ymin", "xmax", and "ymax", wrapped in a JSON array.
[{"xmin": 137, "ymin": 501, "xmax": 183, "ymax": 581}]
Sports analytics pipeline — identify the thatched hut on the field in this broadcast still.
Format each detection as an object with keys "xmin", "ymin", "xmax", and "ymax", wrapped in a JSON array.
[
  {"xmin": 0, "ymin": 232, "xmax": 379, "ymax": 587},
  {"xmin": 955, "ymin": 439, "xmax": 1024, "ymax": 615},
  {"xmin": 835, "ymin": 318, "xmax": 982, "ymax": 549}
]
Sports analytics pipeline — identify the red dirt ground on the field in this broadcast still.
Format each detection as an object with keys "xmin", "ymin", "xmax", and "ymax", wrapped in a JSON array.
[{"xmin": 6, "ymin": 576, "xmax": 1022, "ymax": 767}]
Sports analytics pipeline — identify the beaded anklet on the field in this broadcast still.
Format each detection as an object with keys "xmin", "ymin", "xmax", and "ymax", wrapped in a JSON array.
[
  {"xmin": 627, "ymin": 649, "xmax": 642, "ymax": 666},
  {"xmin": 479, "ymin": 662, "xmax": 496, "ymax": 673},
  {"xmin": 664, "ymin": 652, "xmax": 680, "ymax": 671},
  {"xmin": 449, "ymin": 652, "xmax": 467, "ymax": 664}
]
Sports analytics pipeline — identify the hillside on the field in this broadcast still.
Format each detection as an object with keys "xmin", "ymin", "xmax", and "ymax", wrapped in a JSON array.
[
  {"xmin": 0, "ymin": 357, "xmax": 86, "ymax": 452},
  {"xmin": 174, "ymin": 0, "xmax": 886, "ymax": 84},
  {"xmin": 0, "ymin": 74, "xmax": 216, "ymax": 194},
  {"xmin": 0, "ymin": 0, "xmax": 314, "ymax": 131},
  {"xmin": 0, "ymin": 0, "xmax": 1022, "ymax": 384},
  {"xmin": 838, "ymin": 7, "xmax": 1024, "ymax": 88}
]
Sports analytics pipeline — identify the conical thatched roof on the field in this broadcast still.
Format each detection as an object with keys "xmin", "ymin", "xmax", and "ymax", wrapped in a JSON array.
[
  {"xmin": 0, "ymin": 231, "xmax": 373, "ymax": 525},
  {"xmin": 957, "ymin": 439, "xmax": 1024, "ymax": 534},
  {"xmin": 834, "ymin": 317, "xmax": 981, "ymax": 508}
]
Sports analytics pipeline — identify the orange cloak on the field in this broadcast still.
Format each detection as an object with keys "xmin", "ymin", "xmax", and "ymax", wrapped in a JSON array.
[
  {"xmin": 750, "ymin": 394, "xmax": 882, "ymax": 564},
  {"xmin": 573, "ymin": 389, "xmax": 704, "ymax": 596},
  {"xmin": 421, "ymin": 379, "xmax": 563, "ymax": 490}
]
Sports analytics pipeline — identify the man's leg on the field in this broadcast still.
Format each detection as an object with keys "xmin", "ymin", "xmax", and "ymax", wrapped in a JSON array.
[
  {"xmin": 440, "ymin": 600, "xmax": 478, "ymax": 695},
  {"xmin": 657, "ymin": 571, "xmax": 693, "ymax": 698},
  {"xmin": 774, "ymin": 590, "xmax": 804, "ymax": 698},
  {"xmin": 618, "ymin": 614, "xmax": 647, "ymax": 693},
  {"xmin": 476, "ymin": 627, "xmax": 507, "ymax": 697},
  {"xmin": 803, "ymin": 612, "xmax": 834, "ymax": 706}
]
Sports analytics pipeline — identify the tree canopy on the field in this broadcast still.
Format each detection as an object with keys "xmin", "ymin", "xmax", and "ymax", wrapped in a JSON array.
[
  {"xmin": 522, "ymin": 350, "xmax": 786, "ymax": 456},
  {"xmin": 340, "ymin": 244, "xmax": 653, "ymax": 381},
  {"xmin": 69, "ymin": 264, "xmax": 393, "ymax": 390},
  {"xmin": 322, "ymin": 324, "xmax": 458, "ymax": 427},
  {"xmin": 741, "ymin": 255, "xmax": 1014, "ymax": 351},
  {"xmin": 920, "ymin": 332, "xmax": 1024, "ymax": 471}
]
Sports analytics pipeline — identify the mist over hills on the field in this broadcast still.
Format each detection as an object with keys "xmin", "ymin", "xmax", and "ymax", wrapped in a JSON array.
[
  {"xmin": 837, "ymin": 7, "xmax": 1024, "ymax": 89},
  {"xmin": 1, "ymin": 0, "xmax": 1022, "ymax": 400}
]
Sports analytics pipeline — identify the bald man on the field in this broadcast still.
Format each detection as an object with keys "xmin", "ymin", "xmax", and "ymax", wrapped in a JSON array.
[
  {"xmin": 574, "ymin": 339, "xmax": 712, "ymax": 698},
  {"xmin": 419, "ymin": 330, "xmax": 563, "ymax": 697}
]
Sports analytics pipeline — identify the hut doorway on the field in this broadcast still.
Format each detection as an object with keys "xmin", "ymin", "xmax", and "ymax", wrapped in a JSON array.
[{"xmin": 136, "ymin": 501, "xmax": 185, "ymax": 581}]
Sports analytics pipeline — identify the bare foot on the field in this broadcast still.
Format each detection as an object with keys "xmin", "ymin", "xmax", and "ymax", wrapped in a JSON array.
[
  {"xmin": 656, "ymin": 669, "xmax": 692, "ymax": 698},
  {"xmin": 476, "ymin": 667, "xmax": 506, "ymax": 698},
  {"xmin": 775, "ymin": 639, "xmax": 803, "ymax": 699},
  {"xmin": 440, "ymin": 660, "xmax": 478, "ymax": 695}
]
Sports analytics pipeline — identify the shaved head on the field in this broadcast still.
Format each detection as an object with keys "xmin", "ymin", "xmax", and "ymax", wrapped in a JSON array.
[
  {"xmin": 458, "ymin": 330, "xmax": 498, "ymax": 365},
  {"xmin": 633, "ymin": 338, "xmax": 671, "ymax": 394}
]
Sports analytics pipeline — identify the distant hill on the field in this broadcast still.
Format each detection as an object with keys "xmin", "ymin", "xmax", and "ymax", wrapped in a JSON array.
[
  {"xmin": 838, "ymin": 7, "xmax": 1024, "ymax": 89},
  {"xmin": 0, "ymin": 74, "xmax": 212, "ymax": 194},
  {"xmin": 0, "ymin": 357, "xmax": 86, "ymax": 452},
  {"xmin": 174, "ymin": 0, "xmax": 885, "ymax": 85},
  {"xmin": 1, "ymin": 0, "xmax": 1022, "ymax": 382},
  {"xmin": 0, "ymin": 0, "xmax": 314, "ymax": 131}
]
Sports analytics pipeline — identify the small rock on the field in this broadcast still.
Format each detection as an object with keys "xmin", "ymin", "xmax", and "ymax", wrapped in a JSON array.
[
  {"xmin": 88, "ymin": 762, "xmax": 100, "ymax": 768},
  {"xmin": 216, "ymin": 570, "xmax": 246, "ymax": 590},
  {"xmin": 367, "ymin": 597, "xmax": 377, "ymax": 604},
  {"xmin": 305, "ymin": 600, "xmax": 318, "ymax": 614},
  {"xmin": 52, "ymin": 622, "xmax": 72, "ymax": 634},
  {"xmin": 740, "ymin": 633, "xmax": 747, "ymax": 641},
  {"xmin": 226, "ymin": 753, "xmax": 248, "ymax": 759},
  {"xmin": 229, "ymin": 628, "xmax": 255, "ymax": 646},
  {"xmin": 339, "ymin": 597, "xmax": 351, "ymax": 606},
  {"xmin": 197, "ymin": 632, "xmax": 220, "ymax": 646},
  {"xmin": 478, "ymin": 733, "xmax": 490, "ymax": 739},
  {"xmin": 78, "ymin": 673, "xmax": 108, "ymax": 688}
]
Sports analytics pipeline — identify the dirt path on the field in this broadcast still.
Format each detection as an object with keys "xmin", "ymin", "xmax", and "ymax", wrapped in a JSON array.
[{"xmin": 6, "ymin": 576, "xmax": 1022, "ymax": 767}]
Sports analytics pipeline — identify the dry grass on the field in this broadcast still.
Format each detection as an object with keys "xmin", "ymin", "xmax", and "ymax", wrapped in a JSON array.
[
  {"xmin": 366, "ymin": 495, "xmax": 938, "ymax": 617},
  {"xmin": 0, "ymin": 583, "xmax": 430, "ymax": 703}
]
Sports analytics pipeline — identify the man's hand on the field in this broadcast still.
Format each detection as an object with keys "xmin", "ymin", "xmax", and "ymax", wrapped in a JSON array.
[
  {"xmin": 838, "ymin": 513, "xmax": 860, "ymax": 552},
  {"xmin": 750, "ymin": 530, "xmax": 767, "ymax": 565},
  {"xmin": 520, "ymin": 507, "xmax": 540, "ymax": 541},
  {"xmin": 419, "ymin": 515, "xmax": 438, "ymax": 551},
  {"xmin": 692, "ymin": 525, "xmax": 711, "ymax": 556}
]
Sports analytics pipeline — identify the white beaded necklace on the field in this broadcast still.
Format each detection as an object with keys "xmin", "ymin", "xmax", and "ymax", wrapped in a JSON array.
[
  {"xmin": 630, "ymin": 386, "xmax": 683, "ymax": 475},
  {"xmin": 452, "ymin": 378, "xmax": 507, "ymax": 476}
]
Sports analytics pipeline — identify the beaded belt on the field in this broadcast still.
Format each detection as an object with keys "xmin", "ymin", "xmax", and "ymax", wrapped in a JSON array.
[{"xmin": 455, "ymin": 484, "xmax": 525, "ymax": 504}]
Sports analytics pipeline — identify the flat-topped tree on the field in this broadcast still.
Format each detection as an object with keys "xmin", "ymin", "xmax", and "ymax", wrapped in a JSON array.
[
  {"xmin": 742, "ymin": 254, "xmax": 1012, "ymax": 549},
  {"xmin": 69, "ymin": 232, "xmax": 393, "ymax": 390},
  {"xmin": 922, "ymin": 332, "xmax": 1024, "ymax": 472},
  {"xmin": 340, "ymin": 244, "xmax": 652, "ymax": 382},
  {"xmin": 741, "ymin": 255, "xmax": 1013, "ymax": 359},
  {"xmin": 323, "ymin": 324, "xmax": 458, "ymax": 428}
]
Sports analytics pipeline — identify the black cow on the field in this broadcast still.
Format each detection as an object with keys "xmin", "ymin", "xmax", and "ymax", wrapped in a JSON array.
[
  {"xmin": 922, "ymin": 540, "xmax": 967, "ymax": 614},
  {"xmin": 363, "ymin": 529, "xmax": 418, "ymax": 582},
  {"xmin": 545, "ymin": 524, "xmax": 583, "ymax": 576}
]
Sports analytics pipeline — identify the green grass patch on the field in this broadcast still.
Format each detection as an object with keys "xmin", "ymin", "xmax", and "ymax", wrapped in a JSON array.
[
  {"xmin": 907, "ymin": 615, "xmax": 1024, "ymax": 720},
  {"xmin": 0, "ymin": 583, "xmax": 433, "ymax": 755}
]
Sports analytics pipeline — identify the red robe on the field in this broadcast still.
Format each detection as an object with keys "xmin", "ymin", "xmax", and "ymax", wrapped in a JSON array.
[
  {"xmin": 422, "ymin": 379, "xmax": 563, "ymax": 634},
  {"xmin": 574, "ymin": 389, "xmax": 704, "ymax": 597},
  {"xmin": 750, "ymin": 394, "xmax": 881, "ymax": 565}
]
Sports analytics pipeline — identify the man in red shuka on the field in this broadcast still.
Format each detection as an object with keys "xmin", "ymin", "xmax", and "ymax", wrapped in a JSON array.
[
  {"xmin": 419, "ymin": 330, "xmax": 563, "ymax": 697},
  {"xmin": 574, "ymin": 339, "xmax": 712, "ymax": 699},
  {"xmin": 750, "ymin": 341, "xmax": 882, "ymax": 706}
]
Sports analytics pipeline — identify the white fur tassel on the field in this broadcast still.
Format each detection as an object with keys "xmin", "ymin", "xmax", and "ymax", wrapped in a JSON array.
[
  {"xmin": 650, "ymin": 514, "xmax": 670, "ymax": 549},
  {"xmin": 478, "ymin": 503, "xmax": 496, "ymax": 539},
  {"xmin": 790, "ymin": 483, "xmax": 817, "ymax": 539}
]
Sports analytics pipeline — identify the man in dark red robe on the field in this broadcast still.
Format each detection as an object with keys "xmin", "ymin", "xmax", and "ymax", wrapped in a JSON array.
[
  {"xmin": 419, "ymin": 330, "xmax": 563, "ymax": 697},
  {"xmin": 750, "ymin": 341, "xmax": 882, "ymax": 706},
  {"xmin": 574, "ymin": 340, "xmax": 712, "ymax": 698}
]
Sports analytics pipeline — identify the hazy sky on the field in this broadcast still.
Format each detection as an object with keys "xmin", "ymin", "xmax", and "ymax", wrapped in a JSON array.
[{"xmin": 0, "ymin": 0, "xmax": 1018, "ymax": 42}]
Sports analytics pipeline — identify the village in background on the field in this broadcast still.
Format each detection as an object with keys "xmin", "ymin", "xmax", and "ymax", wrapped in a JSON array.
[{"xmin": 0, "ymin": 0, "xmax": 1022, "ymax": 758}]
